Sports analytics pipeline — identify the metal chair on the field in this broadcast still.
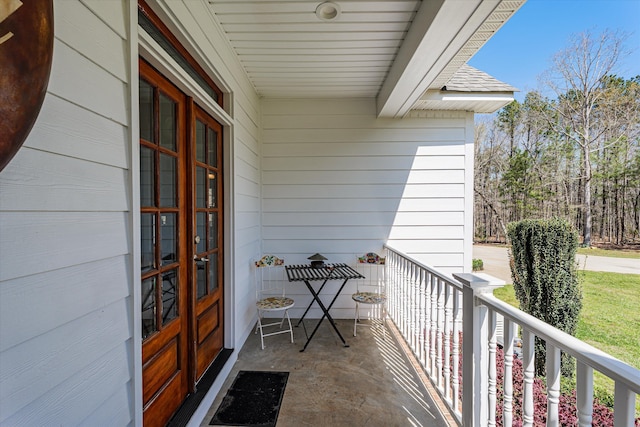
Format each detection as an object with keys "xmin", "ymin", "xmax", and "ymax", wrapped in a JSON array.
[
  {"xmin": 352, "ymin": 252, "xmax": 387, "ymax": 336},
  {"xmin": 254, "ymin": 255, "xmax": 295, "ymax": 349}
]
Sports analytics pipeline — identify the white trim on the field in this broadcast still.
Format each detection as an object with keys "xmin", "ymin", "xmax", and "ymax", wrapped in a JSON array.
[
  {"xmin": 127, "ymin": 2, "xmax": 143, "ymax": 425},
  {"xmin": 463, "ymin": 112, "xmax": 475, "ymax": 273},
  {"xmin": 138, "ymin": 30, "xmax": 232, "ymax": 127},
  {"xmin": 421, "ymin": 91, "xmax": 515, "ymax": 103}
]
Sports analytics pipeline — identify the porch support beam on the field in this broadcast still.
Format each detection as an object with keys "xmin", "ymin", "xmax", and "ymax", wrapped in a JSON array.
[{"xmin": 376, "ymin": 0, "xmax": 500, "ymax": 118}]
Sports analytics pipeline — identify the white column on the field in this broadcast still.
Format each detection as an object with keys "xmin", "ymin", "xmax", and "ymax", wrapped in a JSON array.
[{"xmin": 453, "ymin": 273, "xmax": 505, "ymax": 427}]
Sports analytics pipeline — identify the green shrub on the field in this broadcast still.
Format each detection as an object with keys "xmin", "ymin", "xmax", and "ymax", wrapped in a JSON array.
[
  {"xmin": 507, "ymin": 217, "xmax": 582, "ymax": 377},
  {"xmin": 472, "ymin": 258, "xmax": 484, "ymax": 271}
]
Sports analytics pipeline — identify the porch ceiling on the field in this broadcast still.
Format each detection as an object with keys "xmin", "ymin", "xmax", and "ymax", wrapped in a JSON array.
[{"xmin": 206, "ymin": 0, "xmax": 525, "ymax": 117}]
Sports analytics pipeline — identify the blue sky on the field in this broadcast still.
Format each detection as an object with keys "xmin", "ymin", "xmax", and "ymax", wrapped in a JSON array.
[{"xmin": 468, "ymin": 0, "xmax": 640, "ymax": 102}]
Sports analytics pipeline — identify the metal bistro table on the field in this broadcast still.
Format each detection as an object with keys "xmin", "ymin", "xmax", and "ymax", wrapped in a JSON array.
[{"xmin": 285, "ymin": 263, "xmax": 364, "ymax": 352}]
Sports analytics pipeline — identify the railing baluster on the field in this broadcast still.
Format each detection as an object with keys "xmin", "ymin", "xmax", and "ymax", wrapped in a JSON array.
[
  {"xmin": 424, "ymin": 270, "xmax": 432, "ymax": 374},
  {"xmin": 411, "ymin": 264, "xmax": 420, "ymax": 354},
  {"xmin": 444, "ymin": 283, "xmax": 452, "ymax": 401},
  {"xmin": 430, "ymin": 274, "xmax": 437, "ymax": 377},
  {"xmin": 436, "ymin": 278, "xmax": 444, "ymax": 389},
  {"xmin": 613, "ymin": 382, "xmax": 635, "ymax": 427},
  {"xmin": 503, "ymin": 319, "xmax": 515, "ymax": 427},
  {"xmin": 546, "ymin": 343, "xmax": 561, "ymax": 427},
  {"xmin": 576, "ymin": 361, "xmax": 593, "ymax": 427},
  {"xmin": 522, "ymin": 329, "xmax": 535, "ymax": 427},
  {"xmin": 488, "ymin": 309, "xmax": 497, "ymax": 427},
  {"xmin": 452, "ymin": 287, "xmax": 461, "ymax": 413},
  {"xmin": 418, "ymin": 268, "xmax": 426, "ymax": 366}
]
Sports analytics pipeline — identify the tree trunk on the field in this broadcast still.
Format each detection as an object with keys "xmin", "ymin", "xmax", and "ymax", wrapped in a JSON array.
[{"xmin": 582, "ymin": 143, "xmax": 592, "ymax": 247}]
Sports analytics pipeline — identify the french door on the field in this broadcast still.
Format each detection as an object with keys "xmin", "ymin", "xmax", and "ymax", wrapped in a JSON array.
[
  {"xmin": 139, "ymin": 59, "xmax": 224, "ymax": 427},
  {"xmin": 190, "ymin": 105, "xmax": 224, "ymax": 379}
]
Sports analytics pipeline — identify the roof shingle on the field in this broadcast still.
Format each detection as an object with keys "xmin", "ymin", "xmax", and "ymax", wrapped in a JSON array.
[{"xmin": 441, "ymin": 64, "xmax": 518, "ymax": 92}]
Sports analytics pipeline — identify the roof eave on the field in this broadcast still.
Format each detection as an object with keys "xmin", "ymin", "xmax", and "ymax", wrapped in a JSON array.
[{"xmin": 376, "ymin": 0, "xmax": 525, "ymax": 118}]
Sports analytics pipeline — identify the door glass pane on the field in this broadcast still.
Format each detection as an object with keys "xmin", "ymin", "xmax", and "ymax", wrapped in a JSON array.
[
  {"xmin": 142, "ymin": 276, "xmax": 157, "ymax": 339},
  {"xmin": 195, "ymin": 120, "xmax": 206, "ymax": 163},
  {"xmin": 159, "ymin": 93, "xmax": 176, "ymax": 151},
  {"xmin": 208, "ymin": 212, "xmax": 217, "ymax": 249},
  {"xmin": 196, "ymin": 166, "xmax": 206, "ymax": 208},
  {"xmin": 141, "ymin": 214, "xmax": 155, "ymax": 273},
  {"xmin": 208, "ymin": 128, "xmax": 217, "ymax": 166},
  {"xmin": 140, "ymin": 146, "xmax": 155, "ymax": 207},
  {"xmin": 196, "ymin": 261, "xmax": 206, "ymax": 299},
  {"xmin": 196, "ymin": 212, "xmax": 206, "ymax": 254},
  {"xmin": 209, "ymin": 256, "xmax": 218, "ymax": 293},
  {"xmin": 162, "ymin": 269, "xmax": 178, "ymax": 324},
  {"xmin": 160, "ymin": 213, "xmax": 176, "ymax": 265},
  {"xmin": 159, "ymin": 153, "xmax": 176, "ymax": 207},
  {"xmin": 208, "ymin": 171, "xmax": 216, "ymax": 208},
  {"xmin": 139, "ymin": 79, "xmax": 154, "ymax": 142}
]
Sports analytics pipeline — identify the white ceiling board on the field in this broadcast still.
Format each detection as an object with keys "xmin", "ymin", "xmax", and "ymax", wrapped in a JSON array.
[{"xmin": 203, "ymin": 0, "xmax": 524, "ymax": 114}]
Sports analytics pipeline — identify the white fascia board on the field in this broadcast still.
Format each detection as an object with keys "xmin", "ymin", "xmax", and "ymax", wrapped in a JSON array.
[
  {"xmin": 424, "ymin": 91, "xmax": 515, "ymax": 103},
  {"xmin": 376, "ymin": 0, "xmax": 500, "ymax": 118}
]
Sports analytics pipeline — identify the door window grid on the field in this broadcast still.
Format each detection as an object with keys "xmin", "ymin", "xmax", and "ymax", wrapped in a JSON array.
[{"xmin": 139, "ymin": 77, "xmax": 181, "ymax": 340}]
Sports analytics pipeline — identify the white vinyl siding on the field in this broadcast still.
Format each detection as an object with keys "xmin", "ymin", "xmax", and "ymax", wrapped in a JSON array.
[
  {"xmin": 261, "ymin": 99, "xmax": 472, "ymax": 319},
  {"xmin": 0, "ymin": 1, "xmax": 134, "ymax": 426}
]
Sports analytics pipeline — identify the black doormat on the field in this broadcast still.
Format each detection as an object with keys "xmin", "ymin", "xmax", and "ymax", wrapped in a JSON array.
[{"xmin": 210, "ymin": 370, "xmax": 289, "ymax": 427}]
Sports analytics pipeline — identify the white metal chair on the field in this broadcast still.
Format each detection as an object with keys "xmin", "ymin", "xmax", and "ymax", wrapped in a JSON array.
[
  {"xmin": 352, "ymin": 252, "xmax": 387, "ymax": 336},
  {"xmin": 254, "ymin": 255, "xmax": 295, "ymax": 349}
]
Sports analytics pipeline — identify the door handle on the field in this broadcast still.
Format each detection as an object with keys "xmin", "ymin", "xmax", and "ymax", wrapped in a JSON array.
[{"xmin": 194, "ymin": 256, "xmax": 209, "ymax": 262}]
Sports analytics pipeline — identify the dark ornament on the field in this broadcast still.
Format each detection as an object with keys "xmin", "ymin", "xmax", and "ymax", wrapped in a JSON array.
[{"xmin": 0, "ymin": 0, "xmax": 54, "ymax": 172}]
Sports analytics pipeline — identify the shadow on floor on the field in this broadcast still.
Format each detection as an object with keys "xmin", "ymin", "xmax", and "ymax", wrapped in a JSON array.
[{"xmin": 200, "ymin": 319, "xmax": 452, "ymax": 427}]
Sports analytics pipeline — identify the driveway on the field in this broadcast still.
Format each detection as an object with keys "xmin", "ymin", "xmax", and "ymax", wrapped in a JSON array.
[{"xmin": 473, "ymin": 244, "xmax": 640, "ymax": 284}]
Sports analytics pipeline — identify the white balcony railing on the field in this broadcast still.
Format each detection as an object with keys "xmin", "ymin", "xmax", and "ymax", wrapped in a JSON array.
[{"xmin": 384, "ymin": 244, "xmax": 640, "ymax": 427}]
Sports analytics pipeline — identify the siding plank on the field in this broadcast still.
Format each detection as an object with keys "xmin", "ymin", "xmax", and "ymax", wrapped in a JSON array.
[
  {"xmin": 79, "ymin": 0, "xmax": 128, "ymax": 39},
  {"xmin": 263, "ymin": 169, "xmax": 464, "ymax": 185},
  {"xmin": 49, "ymin": 39, "xmax": 128, "ymax": 125},
  {"xmin": 263, "ymin": 141, "xmax": 465, "ymax": 157},
  {"xmin": 0, "ymin": 212, "xmax": 130, "ymax": 281},
  {"xmin": 0, "ymin": 256, "xmax": 130, "ymax": 352},
  {"xmin": 0, "ymin": 148, "xmax": 129, "ymax": 212},
  {"xmin": 26, "ymin": 94, "xmax": 129, "ymax": 168}
]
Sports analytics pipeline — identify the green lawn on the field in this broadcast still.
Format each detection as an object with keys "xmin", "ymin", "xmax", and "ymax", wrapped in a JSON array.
[
  {"xmin": 576, "ymin": 247, "xmax": 640, "ymax": 259},
  {"xmin": 493, "ymin": 271, "xmax": 640, "ymax": 410}
]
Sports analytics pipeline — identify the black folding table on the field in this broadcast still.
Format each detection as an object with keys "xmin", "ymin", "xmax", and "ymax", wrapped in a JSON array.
[{"xmin": 285, "ymin": 263, "xmax": 364, "ymax": 352}]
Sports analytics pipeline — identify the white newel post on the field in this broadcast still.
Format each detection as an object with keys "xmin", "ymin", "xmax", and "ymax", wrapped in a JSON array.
[{"xmin": 454, "ymin": 273, "xmax": 505, "ymax": 427}]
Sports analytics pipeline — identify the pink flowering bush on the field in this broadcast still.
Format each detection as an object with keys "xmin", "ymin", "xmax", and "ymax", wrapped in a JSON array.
[
  {"xmin": 491, "ymin": 347, "xmax": 638, "ymax": 427},
  {"xmin": 452, "ymin": 335, "xmax": 639, "ymax": 426}
]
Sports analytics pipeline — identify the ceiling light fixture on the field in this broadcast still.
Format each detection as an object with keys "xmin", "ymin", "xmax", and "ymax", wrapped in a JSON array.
[{"xmin": 315, "ymin": 2, "xmax": 341, "ymax": 21}]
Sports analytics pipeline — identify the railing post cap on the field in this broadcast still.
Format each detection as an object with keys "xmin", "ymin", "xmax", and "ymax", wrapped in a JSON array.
[{"xmin": 453, "ymin": 273, "xmax": 505, "ymax": 292}]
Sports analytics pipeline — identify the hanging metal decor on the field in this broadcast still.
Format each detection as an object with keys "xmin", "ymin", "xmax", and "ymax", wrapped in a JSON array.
[{"xmin": 0, "ymin": 0, "xmax": 54, "ymax": 172}]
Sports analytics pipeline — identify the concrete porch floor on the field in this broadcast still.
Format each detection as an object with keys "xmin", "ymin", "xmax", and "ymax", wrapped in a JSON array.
[{"xmin": 200, "ymin": 318, "xmax": 454, "ymax": 427}]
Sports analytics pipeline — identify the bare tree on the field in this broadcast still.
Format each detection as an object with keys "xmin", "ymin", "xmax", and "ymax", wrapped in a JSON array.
[{"xmin": 541, "ymin": 30, "xmax": 630, "ymax": 246}]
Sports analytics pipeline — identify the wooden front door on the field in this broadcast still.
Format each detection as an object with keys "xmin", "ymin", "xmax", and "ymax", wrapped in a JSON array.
[
  {"xmin": 190, "ymin": 106, "xmax": 224, "ymax": 380},
  {"xmin": 139, "ymin": 60, "xmax": 224, "ymax": 426}
]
